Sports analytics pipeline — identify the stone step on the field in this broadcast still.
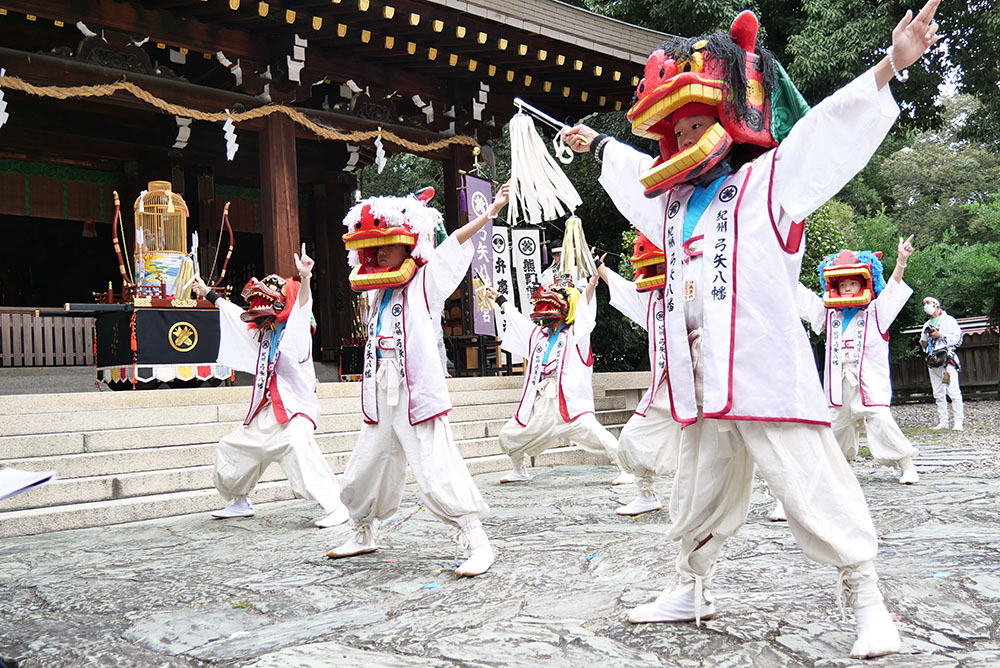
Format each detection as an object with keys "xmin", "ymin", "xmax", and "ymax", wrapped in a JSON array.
[
  {"xmin": 0, "ymin": 411, "xmax": 628, "ymax": 483},
  {"xmin": 0, "ymin": 443, "xmax": 607, "ymax": 537},
  {"xmin": 0, "ymin": 389, "xmax": 623, "ymax": 438}
]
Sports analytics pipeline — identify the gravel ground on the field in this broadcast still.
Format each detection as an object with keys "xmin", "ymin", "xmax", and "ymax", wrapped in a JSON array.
[{"xmin": 855, "ymin": 399, "xmax": 1000, "ymax": 473}]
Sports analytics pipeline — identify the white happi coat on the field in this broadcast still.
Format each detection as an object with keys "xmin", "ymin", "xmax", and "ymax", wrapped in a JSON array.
[
  {"xmin": 500, "ymin": 296, "xmax": 598, "ymax": 426},
  {"xmin": 605, "ymin": 269, "xmax": 666, "ymax": 417},
  {"xmin": 797, "ymin": 279, "xmax": 911, "ymax": 408},
  {"xmin": 216, "ymin": 292, "xmax": 320, "ymax": 427},
  {"xmin": 599, "ymin": 68, "xmax": 899, "ymax": 427},
  {"xmin": 359, "ymin": 233, "xmax": 473, "ymax": 426}
]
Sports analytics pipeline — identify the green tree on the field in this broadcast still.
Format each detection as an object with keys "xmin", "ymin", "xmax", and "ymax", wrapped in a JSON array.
[{"xmin": 880, "ymin": 95, "xmax": 1000, "ymax": 245}]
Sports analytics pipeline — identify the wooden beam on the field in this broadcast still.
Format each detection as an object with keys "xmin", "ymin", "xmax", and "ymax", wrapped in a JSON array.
[
  {"xmin": 0, "ymin": 0, "xmax": 263, "ymax": 60},
  {"xmin": 259, "ymin": 113, "xmax": 299, "ymax": 277}
]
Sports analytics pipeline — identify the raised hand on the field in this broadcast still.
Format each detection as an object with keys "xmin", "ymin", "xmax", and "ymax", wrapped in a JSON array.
[
  {"xmin": 294, "ymin": 243, "xmax": 314, "ymax": 279},
  {"xmin": 898, "ymin": 234, "xmax": 915, "ymax": 264},
  {"xmin": 891, "ymin": 0, "xmax": 942, "ymax": 70},
  {"xmin": 490, "ymin": 183, "xmax": 511, "ymax": 216}
]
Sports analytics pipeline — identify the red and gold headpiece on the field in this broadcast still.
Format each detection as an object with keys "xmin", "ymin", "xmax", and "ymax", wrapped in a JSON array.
[
  {"xmin": 240, "ymin": 274, "xmax": 300, "ymax": 330},
  {"xmin": 530, "ymin": 281, "xmax": 580, "ymax": 329},
  {"xmin": 630, "ymin": 232, "xmax": 666, "ymax": 292},
  {"xmin": 817, "ymin": 249, "xmax": 886, "ymax": 309},
  {"xmin": 342, "ymin": 187, "xmax": 440, "ymax": 291},
  {"xmin": 627, "ymin": 11, "xmax": 779, "ymax": 198}
]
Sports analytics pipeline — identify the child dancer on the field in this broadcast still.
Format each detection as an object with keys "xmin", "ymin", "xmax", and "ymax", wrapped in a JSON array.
[
  {"xmin": 597, "ymin": 234, "xmax": 680, "ymax": 515},
  {"xmin": 488, "ymin": 277, "xmax": 631, "ymax": 486},
  {"xmin": 326, "ymin": 184, "xmax": 509, "ymax": 577},
  {"xmin": 194, "ymin": 246, "xmax": 348, "ymax": 528},
  {"xmin": 564, "ymin": 2, "xmax": 942, "ymax": 657}
]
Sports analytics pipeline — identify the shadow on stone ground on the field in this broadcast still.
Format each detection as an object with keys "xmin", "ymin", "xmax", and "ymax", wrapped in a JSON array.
[{"xmin": 2, "ymin": 461, "xmax": 1000, "ymax": 667}]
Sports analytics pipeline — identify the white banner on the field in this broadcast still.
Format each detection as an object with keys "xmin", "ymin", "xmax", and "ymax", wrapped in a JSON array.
[
  {"xmin": 511, "ymin": 227, "xmax": 542, "ymax": 315},
  {"xmin": 491, "ymin": 225, "xmax": 515, "ymax": 346}
]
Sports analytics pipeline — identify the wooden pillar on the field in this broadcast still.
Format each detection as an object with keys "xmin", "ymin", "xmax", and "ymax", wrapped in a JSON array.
[
  {"xmin": 442, "ymin": 147, "xmax": 476, "ymax": 336},
  {"xmin": 259, "ymin": 113, "xmax": 299, "ymax": 276},
  {"xmin": 313, "ymin": 177, "xmax": 354, "ymax": 360}
]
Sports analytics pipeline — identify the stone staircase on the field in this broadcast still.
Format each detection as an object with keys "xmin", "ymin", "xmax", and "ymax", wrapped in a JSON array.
[{"xmin": 0, "ymin": 372, "xmax": 650, "ymax": 538}]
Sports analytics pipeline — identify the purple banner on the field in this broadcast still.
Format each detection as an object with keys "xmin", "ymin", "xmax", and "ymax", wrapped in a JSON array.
[{"xmin": 462, "ymin": 174, "xmax": 496, "ymax": 336}]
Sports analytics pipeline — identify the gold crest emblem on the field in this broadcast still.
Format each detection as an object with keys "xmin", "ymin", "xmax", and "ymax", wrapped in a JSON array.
[{"xmin": 168, "ymin": 321, "xmax": 198, "ymax": 352}]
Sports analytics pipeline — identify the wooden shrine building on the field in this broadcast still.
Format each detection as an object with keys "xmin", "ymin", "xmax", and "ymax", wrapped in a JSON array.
[{"xmin": 0, "ymin": 0, "xmax": 668, "ymax": 372}]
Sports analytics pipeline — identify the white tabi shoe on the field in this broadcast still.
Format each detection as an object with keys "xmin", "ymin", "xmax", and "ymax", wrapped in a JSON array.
[
  {"xmin": 628, "ymin": 580, "xmax": 715, "ymax": 624},
  {"xmin": 615, "ymin": 492, "xmax": 661, "ymax": 516},
  {"xmin": 326, "ymin": 524, "xmax": 378, "ymax": 559},
  {"xmin": 953, "ymin": 422, "xmax": 964, "ymax": 431},
  {"xmin": 211, "ymin": 497, "xmax": 254, "ymax": 519},
  {"xmin": 314, "ymin": 505, "xmax": 350, "ymax": 528},
  {"xmin": 454, "ymin": 521, "xmax": 494, "ymax": 577},
  {"xmin": 931, "ymin": 421, "xmax": 949, "ymax": 430},
  {"xmin": 851, "ymin": 602, "xmax": 901, "ymax": 658},
  {"xmin": 500, "ymin": 466, "xmax": 530, "ymax": 483},
  {"xmin": 769, "ymin": 499, "xmax": 787, "ymax": 522},
  {"xmin": 611, "ymin": 472, "xmax": 635, "ymax": 486},
  {"xmin": 898, "ymin": 465, "xmax": 919, "ymax": 485}
]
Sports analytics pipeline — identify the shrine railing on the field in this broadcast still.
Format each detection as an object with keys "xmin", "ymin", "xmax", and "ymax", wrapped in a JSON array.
[{"xmin": 0, "ymin": 307, "xmax": 94, "ymax": 367}]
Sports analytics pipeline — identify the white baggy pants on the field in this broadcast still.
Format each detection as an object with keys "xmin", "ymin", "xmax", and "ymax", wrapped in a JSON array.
[
  {"xmin": 499, "ymin": 377, "xmax": 619, "ymax": 468},
  {"xmin": 668, "ymin": 417, "xmax": 879, "ymax": 582},
  {"xmin": 832, "ymin": 363, "xmax": 918, "ymax": 467},
  {"xmin": 339, "ymin": 356, "xmax": 488, "ymax": 529},
  {"xmin": 214, "ymin": 402, "xmax": 341, "ymax": 511},
  {"xmin": 617, "ymin": 381, "xmax": 680, "ymax": 495},
  {"xmin": 928, "ymin": 365, "xmax": 964, "ymax": 426}
]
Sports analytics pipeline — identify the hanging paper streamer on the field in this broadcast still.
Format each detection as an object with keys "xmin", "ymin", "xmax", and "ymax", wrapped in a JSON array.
[
  {"xmin": 223, "ymin": 111, "xmax": 239, "ymax": 161},
  {"xmin": 559, "ymin": 215, "xmax": 598, "ymax": 285},
  {"xmin": 0, "ymin": 69, "xmax": 8, "ymax": 130},
  {"xmin": 374, "ymin": 128, "xmax": 387, "ymax": 173},
  {"xmin": 173, "ymin": 116, "xmax": 192, "ymax": 149},
  {"xmin": 507, "ymin": 113, "xmax": 581, "ymax": 226}
]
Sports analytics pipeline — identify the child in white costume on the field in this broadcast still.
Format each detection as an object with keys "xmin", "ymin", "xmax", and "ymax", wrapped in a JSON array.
[
  {"xmin": 598, "ymin": 233, "xmax": 680, "ymax": 515},
  {"xmin": 489, "ymin": 278, "xmax": 631, "ymax": 486},
  {"xmin": 194, "ymin": 246, "xmax": 348, "ymax": 529},
  {"xmin": 795, "ymin": 238, "xmax": 920, "ymax": 494},
  {"xmin": 564, "ymin": 2, "xmax": 942, "ymax": 658},
  {"xmin": 326, "ymin": 184, "xmax": 509, "ymax": 578}
]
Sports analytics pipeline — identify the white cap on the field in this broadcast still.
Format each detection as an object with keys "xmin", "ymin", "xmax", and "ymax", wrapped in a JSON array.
[{"xmin": 551, "ymin": 246, "xmax": 563, "ymax": 254}]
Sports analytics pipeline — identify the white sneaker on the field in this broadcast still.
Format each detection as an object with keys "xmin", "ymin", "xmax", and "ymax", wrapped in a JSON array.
[
  {"xmin": 628, "ymin": 580, "xmax": 715, "ymax": 623},
  {"xmin": 931, "ymin": 421, "xmax": 948, "ymax": 430},
  {"xmin": 454, "ymin": 522, "xmax": 494, "ymax": 577},
  {"xmin": 314, "ymin": 505, "xmax": 350, "ymax": 528},
  {"xmin": 326, "ymin": 524, "xmax": 378, "ymax": 559},
  {"xmin": 851, "ymin": 602, "xmax": 901, "ymax": 658},
  {"xmin": 953, "ymin": 422, "xmax": 964, "ymax": 431},
  {"xmin": 211, "ymin": 497, "xmax": 254, "ymax": 519},
  {"xmin": 616, "ymin": 492, "xmax": 661, "ymax": 516},
  {"xmin": 611, "ymin": 472, "xmax": 635, "ymax": 486},
  {"xmin": 500, "ymin": 466, "xmax": 530, "ymax": 483},
  {"xmin": 769, "ymin": 499, "xmax": 787, "ymax": 522},
  {"xmin": 898, "ymin": 465, "xmax": 919, "ymax": 485}
]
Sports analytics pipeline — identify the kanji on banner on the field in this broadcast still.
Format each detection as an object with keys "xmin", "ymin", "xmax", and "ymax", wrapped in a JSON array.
[
  {"xmin": 462, "ymin": 174, "xmax": 495, "ymax": 336},
  {"xmin": 491, "ymin": 225, "xmax": 515, "ymax": 342},
  {"xmin": 511, "ymin": 227, "xmax": 542, "ymax": 313}
]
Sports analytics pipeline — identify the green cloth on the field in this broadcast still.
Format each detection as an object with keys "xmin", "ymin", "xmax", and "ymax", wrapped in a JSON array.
[{"xmin": 770, "ymin": 61, "xmax": 811, "ymax": 143}]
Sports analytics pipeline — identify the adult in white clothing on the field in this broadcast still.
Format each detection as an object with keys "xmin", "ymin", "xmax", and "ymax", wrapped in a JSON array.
[
  {"xmin": 563, "ymin": 2, "xmax": 941, "ymax": 658},
  {"xmin": 920, "ymin": 296, "xmax": 964, "ymax": 430},
  {"xmin": 326, "ymin": 184, "xmax": 509, "ymax": 577},
  {"xmin": 194, "ymin": 246, "xmax": 349, "ymax": 529}
]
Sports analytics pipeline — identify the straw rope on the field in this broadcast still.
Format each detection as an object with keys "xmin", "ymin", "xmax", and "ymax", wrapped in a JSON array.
[{"xmin": 0, "ymin": 74, "xmax": 479, "ymax": 153}]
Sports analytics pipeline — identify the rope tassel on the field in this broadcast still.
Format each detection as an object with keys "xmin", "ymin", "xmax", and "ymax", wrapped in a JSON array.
[{"xmin": 507, "ymin": 113, "xmax": 581, "ymax": 226}]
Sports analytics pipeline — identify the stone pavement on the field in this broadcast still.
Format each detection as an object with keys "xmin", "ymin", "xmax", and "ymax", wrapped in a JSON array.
[{"xmin": 2, "ymin": 463, "xmax": 999, "ymax": 668}]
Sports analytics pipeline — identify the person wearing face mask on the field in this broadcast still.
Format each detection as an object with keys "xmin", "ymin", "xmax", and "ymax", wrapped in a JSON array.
[
  {"xmin": 920, "ymin": 296, "xmax": 964, "ymax": 430},
  {"xmin": 562, "ymin": 2, "xmax": 942, "ymax": 659},
  {"xmin": 793, "ymin": 238, "xmax": 920, "ymax": 502}
]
